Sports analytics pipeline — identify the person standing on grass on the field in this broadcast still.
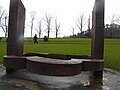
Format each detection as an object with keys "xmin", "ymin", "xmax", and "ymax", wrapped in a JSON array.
[{"xmin": 33, "ymin": 34, "xmax": 38, "ymax": 44}]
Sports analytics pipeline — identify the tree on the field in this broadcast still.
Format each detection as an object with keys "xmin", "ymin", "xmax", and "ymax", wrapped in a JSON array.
[
  {"xmin": 105, "ymin": 14, "xmax": 120, "ymax": 38},
  {"xmin": 110, "ymin": 15, "xmax": 115, "ymax": 38},
  {"xmin": 71, "ymin": 26, "xmax": 75, "ymax": 37},
  {"xmin": 2, "ymin": 14, "xmax": 8, "ymax": 37},
  {"xmin": 115, "ymin": 15, "xmax": 120, "ymax": 24},
  {"xmin": 0, "ymin": 6, "xmax": 5, "ymax": 23},
  {"xmin": 30, "ymin": 11, "xmax": 36, "ymax": 37},
  {"xmin": 85, "ymin": 15, "xmax": 91, "ymax": 37},
  {"xmin": 55, "ymin": 17, "xmax": 60, "ymax": 38},
  {"xmin": 0, "ymin": 6, "xmax": 8, "ymax": 37},
  {"xmin": 104, "ymin": 23, "xmax": 120, "ymax": 38},
  {"xmin": 87, "ymin": 15, "xmax": 91, "ymax": 32},
  {"xmin": 76, "ymin": 13, "xmax": 86, "ymax": 37},
  {"xmin": 35, "ymin": 18, "xmax": 42, "ymax": 38},
  {"xmin": 44, "ymin": 13, "xmax": 52, "ymax": 38}
]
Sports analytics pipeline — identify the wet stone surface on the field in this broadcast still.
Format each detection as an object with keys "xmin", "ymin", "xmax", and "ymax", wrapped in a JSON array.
[{"xmin": 0, "ymin": 64, "xmax": 120, "ymax": 90}]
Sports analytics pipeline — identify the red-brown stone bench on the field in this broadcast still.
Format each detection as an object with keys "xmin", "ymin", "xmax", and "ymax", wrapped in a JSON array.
[
  {"xmin": 26, "ymin": 57, "xmax": 82, "ymax": 76},
  {"xmin": 3, "ymin": 55, "xmax": 104, "ymax": 76},
  {"xmin": 26, "ymin": 57, "xmax": 104, "ymax": 76}
]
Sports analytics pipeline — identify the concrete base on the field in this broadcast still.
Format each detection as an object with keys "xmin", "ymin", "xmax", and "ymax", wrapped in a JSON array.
[
  {"xmin": 6, "ymin": 67, "xmax": 16, "ymax": 74},
  {"xmin": 3, "ymin": 55, "xmax": 26, "ymax": 73},
  {"xmin": 81, "ymin": 59, "xmax": 104, "ymax": 71},
  {"xmin": 93, "ymin": 71, "xmax": 103, "ymax": 78},
  {"xmin": 0, "ymin": 65, "xmax": 119, "ymax": 90}
]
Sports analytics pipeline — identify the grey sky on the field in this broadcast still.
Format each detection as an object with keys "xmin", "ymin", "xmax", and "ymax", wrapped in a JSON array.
[{"xmin": 0, "ymin": 0, "xmax": 120, "ymax": 37}]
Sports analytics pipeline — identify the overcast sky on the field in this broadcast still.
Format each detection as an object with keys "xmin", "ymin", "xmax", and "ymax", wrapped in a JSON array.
[{"xmin": 0, "ymin": 0, "xmax": 120, "ymax": 37}]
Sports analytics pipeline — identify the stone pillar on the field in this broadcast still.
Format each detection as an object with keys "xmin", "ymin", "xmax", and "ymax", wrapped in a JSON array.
[
  {"xmin": 7, "ymin": 0, "xmax": 25, "ymax": 56},
  {"xmin": 91, "ymin": 0, "xmax": 105, "ymax": 77},
  {"xmin": 4, "ymin": 0, "xmax": 26, "ymax": 73}
]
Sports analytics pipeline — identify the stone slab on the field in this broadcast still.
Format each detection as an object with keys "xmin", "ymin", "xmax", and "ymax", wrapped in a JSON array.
[
  {"xmin": 26, "ymin": 57, "xmax": 104, "ymax": 76},
  {"xmin": 7, "ymin": 0, "xmax": 25, "ymax": 56},
  {"xmin": 24, "ymin": 53, "xmax": 91, "ymax": 59},
  {"xmin": 47, "ymin": 54, "xmax": 71, "ymax": 60},
  {"xmin": 91, "ymin": 0, "xmax": 105, "ymax": 59},
  {"xmin": 81, "ymin": 59, "xmax": 104, "ymax": 71},
  {"xmin": 3, "ymin": 56, "xmax": 26, "ymax": 69},
  {"xmin": 26, "ymin": 57, "xmax": 82, "ymax": 76}
]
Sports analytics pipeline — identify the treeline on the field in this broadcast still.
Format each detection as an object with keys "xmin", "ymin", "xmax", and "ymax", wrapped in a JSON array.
[{"xmin": 67, "ymin": 23, "xmax": 120, "ymax": 38}]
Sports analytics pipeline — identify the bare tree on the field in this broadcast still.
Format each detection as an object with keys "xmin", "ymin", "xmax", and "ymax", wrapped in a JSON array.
[
  {"xmin": 2, "ymin": 14, "xmax": 8, "ymax": 37},
  {"xmin": 87, "ymin": 15, "xmax": 91, "ymax": 34},
  {"xmin": 105, "ymin": 14, "xmax": 120, "ymax": 38},
  {"xmin": 30, "ymin": 11, "xmax": 36, "ymax": 37},
  {"xmin": 71, "ymin": 26, "xmax": 75, "ymax": 37},
  {"xmin": 44, "ymin": 13, "xmax": 52, "ymax": 38},
  {"xmin": 110, "ymin": 15, "xmax": 116, "ymax": 38},
  {"xmin": 114, "ymin": 15, "xmax": 120, "ymax": 24},
  {"xmin": 0, "ymin": 6, "xmax": 8, "ymax": 37},
  {"xmin": 76, "ymin": 13, "xmax": 86, "ymax": 37},
  {"xmin": 0, "ymin": 6, "xmax": 5, "ymax": 23},
  {"xmin": 87, "ymin": 15, "xmax": 91, "ymax": 31},
  {"xmin": 35, "ymin": 18, "xmax": 42, "ymax": 38},
  {"xmin": 55, "ymin": 17, "xmax": 60, "ymax": 38}
]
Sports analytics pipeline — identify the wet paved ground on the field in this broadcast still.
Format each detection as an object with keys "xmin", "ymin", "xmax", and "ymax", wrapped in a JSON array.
[{"xmin": 0, "ymin": 64, "xmax": 120, "ymax": 90}]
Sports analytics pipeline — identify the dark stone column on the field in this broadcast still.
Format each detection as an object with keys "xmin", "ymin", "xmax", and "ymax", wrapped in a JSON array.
[
  {"xmin": 91, "ymin": 0, "xmax": 105, "ymax": 77},
  {"xmin": 7, "ymin": 0, "xmax": 25, "ymax": 56},
  {"xmin": 4, "ymin": 0, "xmax": 26, "ymax": 73}
]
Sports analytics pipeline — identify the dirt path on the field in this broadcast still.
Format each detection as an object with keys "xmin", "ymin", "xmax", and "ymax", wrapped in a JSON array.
[{"xmin": 0, "ymin": 64, "xmax": 120, "ymax": 90}]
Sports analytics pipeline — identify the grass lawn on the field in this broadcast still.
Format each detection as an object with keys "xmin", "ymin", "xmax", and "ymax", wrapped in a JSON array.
[{"xmin": 0, "ymin": 38, "xmax": 120, "ymax": 71}]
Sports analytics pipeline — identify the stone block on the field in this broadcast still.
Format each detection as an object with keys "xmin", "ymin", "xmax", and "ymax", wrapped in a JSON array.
[
  {"xmin": 3, "ymin": 56, "xmax": 26, "ymax": 69},
  {"xmin": 91, "ymin": 0, "xmax": 105, "ymax": 59},
  {"xmin": 7, "ymin": 0, "xmax": 25, "ymax": 56},
  {"xmin": 81, "ymin": 59, "xmax": 104, "ymax": 71},
  {"xmin": 26, "ymin": 57, "xmax": 82, "ymax": 76}
]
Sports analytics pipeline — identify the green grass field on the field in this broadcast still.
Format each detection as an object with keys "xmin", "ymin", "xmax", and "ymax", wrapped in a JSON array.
[{"xmin": 0, "ymin": 38, "xmax": 120, "ymax": 71}]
